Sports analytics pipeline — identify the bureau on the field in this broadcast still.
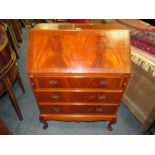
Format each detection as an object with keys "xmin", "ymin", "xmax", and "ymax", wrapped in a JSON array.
[{"xmin": 27, "ymin": 23, "xmax": 131, "ymax": 131}]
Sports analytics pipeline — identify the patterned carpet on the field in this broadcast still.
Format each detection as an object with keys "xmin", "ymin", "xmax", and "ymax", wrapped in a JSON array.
[{"xmin": 0, "ymin": 27, "xmax": 141, "ymax": 135}]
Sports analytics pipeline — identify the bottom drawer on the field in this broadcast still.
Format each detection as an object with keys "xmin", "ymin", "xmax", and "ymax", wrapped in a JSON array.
[{"xmin": 40, "ymin": 104, "xmax": 118, "ymax": 115}]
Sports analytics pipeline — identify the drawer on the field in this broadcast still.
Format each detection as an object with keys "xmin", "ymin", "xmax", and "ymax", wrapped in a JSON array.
[
  {"xmin": 32, "ymin": 77, "xmax": 122, "ymax": 89},
  {"xmin": 40, "ymin": 104, "xmax": 118, "ymax": 115},
  {"xmin": 35, "ymin": 91, "xmax": 122, "ymax": 103}
]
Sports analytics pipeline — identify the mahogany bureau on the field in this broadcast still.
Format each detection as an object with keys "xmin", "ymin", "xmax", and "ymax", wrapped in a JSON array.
[{"xmin": 27, "ymin": 23, "xmax": 131, "ymax": 131}]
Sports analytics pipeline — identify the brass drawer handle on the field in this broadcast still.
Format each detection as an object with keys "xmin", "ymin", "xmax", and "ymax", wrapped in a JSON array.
[
  {"xmin": 98, "ymin": 95, "xmax": 106, "ymax": 100},
  {"xmin": 52, "ymin": 106, "xmax": 62, "ymax": 112},
  {"xmin": 31, "ymin": 82, "xmax": 34, "ymax": 86},
  {"xmin": 100, "ymin": 79, "xmax": 108, "ymax": 85},
  {"xmin": 49, "ymin": 79, "xmax": 58, "ymax": 85},
  {"xmin": 51, "ymin": 94, "xmax": 60, "ymax": 100},
  {"xmin": 95, "ymin": 106, "xmax": 103, "ymax": 112}
]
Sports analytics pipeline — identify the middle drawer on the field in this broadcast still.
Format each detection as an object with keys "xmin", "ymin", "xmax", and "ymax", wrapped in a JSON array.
[{"xmin": 35, "ymin": 91, "xmax": 122, "ymax": 103}]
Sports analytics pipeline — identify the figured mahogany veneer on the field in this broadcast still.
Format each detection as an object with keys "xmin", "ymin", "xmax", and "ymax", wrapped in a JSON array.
[
  {"xmin": 39, "ymin": 104, "xmax": 118, "ymax": 115},
  {"xmin": 32, "ymin": 76, "xmax": 122, "ymax": 89},
  {"xmin": 35, "ymin": 91, "xmax": 123, "ymax": 103},
  {"xmin": 27, "ymin": 23, "xmax": 131, "ymax": 131}
]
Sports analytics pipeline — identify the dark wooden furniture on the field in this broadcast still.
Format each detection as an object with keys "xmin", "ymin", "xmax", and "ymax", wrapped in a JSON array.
[
  {"xmin": 27, "ymin": 23, "xmax": 131, "ymax": 131},
  {"xmin": 0, "ymin": 25, "xmax": 25, "ymax": 121},
  {"xmin": 10, "ymin": 20, "xmax": 22, "ymax": 42},
  {"xmin": 0, "ymin": 119, "xmax": 12, "ymax": 135},
  {"xmin": 0, "ymin": 20, "xmax": 23, "ymax": 58}
]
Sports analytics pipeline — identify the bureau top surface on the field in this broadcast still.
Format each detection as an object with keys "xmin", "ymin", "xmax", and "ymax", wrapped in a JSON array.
[{"xmin": 27, "ymin": 23, "xmax": 131, "ymax": 74}]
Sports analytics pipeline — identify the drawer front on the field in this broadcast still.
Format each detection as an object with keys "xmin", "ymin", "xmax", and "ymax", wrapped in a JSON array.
[
  {"xmin": 40, "ymin": 104, "xmax": 118, "ymax": 115},
  {"xmin": 33, "ymin": 77, "xmax": 121, "ymax": 89},
  {"xmin": 35, "ymin": 91, "xmax": 122, "ymax": 103}
]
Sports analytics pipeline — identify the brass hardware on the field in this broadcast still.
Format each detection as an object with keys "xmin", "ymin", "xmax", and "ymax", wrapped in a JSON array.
[
  {"xmin": 123, "ymin": 82, "xmax": 127, "ymax": 87},
  {"xmin": 122, "ymin": 76, "xmax": 129, "ymax": 88},
  {"xmin": 30, "ymin": 76, "xmax": 34, "ymax": 87},
  {"xmin": 49, "ymin": 79, "xmax": 58, "ymax": 85},
  {"xmin": 98, "ymin": 95, "xmax": 106, "ymax": 100},
  {"xmin": 51, "ymin": 94, "xmax": 60, "ymax": 99},
  {"xmin": 52, "ymin": 106, "xmax": 62, "ymax": 112},
  {"xmin": 95, "ymin": 106, "xmax": 103, "ymax": 112},
  {"xmin": 100, "ymin": 79, "xmax": 108, "ymax": 85}
]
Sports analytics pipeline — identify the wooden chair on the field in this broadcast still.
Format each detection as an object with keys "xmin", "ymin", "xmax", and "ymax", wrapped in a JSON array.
[{"xmin": 0, "ymin": 52, "xmax": 25, "ymax": 121}]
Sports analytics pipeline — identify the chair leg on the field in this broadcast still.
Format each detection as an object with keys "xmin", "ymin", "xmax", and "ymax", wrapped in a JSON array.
[
  {"xmin": 2, "ymin": 77, "xmax": 23, "ymax": 121},
  {"xmin": 14, "ymin": 50, "xmax": 19, "ymax": 59},
  {"xmin": 17, "ymin": 72, "xmax": 25, "ymax": 93}
]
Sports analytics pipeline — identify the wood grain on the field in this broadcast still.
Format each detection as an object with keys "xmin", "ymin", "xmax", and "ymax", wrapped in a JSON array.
[
  {"xmin": 27, "ymin": 23, "xmax": 131, "ymax": 74},
  {"xmin": 40, "ymin": 114, "xmax": 117, "ymax": 122},
  {"xmin": 27, "ymin": 23, "xmax": 131, "ymax": 130},
  {"xmin": 35, "ymin": 91, "xmax": 123, "ymax": 103},
  {"xmin": 40, "ymin": 104, "xmax": 118, "ymax": 115},
  {"xmin": 0, "ymin": 26, "xmax": 24, "ymax": 121},
  {"xmin": 32, "ymin": 76, "xmax": 122, "ymax": 89}
]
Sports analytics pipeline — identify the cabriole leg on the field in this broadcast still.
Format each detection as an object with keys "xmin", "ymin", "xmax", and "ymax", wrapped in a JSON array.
[
  {"xmin": 107, "ymin": 120, "xmax": 117, "ymax": 131},
  {"xmin": 40, "ymin": 119, "xmax": 48, "ymax": 129}
]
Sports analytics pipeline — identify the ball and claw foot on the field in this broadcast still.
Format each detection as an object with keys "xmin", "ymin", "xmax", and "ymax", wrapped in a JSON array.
[
  {"xmin": 107, "ymin": 120, "xmax": 116, "ymax": 131},
  {"xmin": 107, "ymin": 124, "xmax": 113, "ymax": 131},
  {"xmin": 43, "ymin": 122, "xmax": 48, "ymax": 129},
  {"xmin": 40, "ymin": 119, "xmax": 48, "ymax": 129}
]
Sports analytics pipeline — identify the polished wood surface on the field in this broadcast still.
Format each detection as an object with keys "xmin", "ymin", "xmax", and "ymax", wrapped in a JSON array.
[
  {"xmin": 0, "ymin": 26, "xmax": 14, "ymax": 74},
  {"xmin": 32, "ymin": 76, "xmax": 122, "ymax": 89},
  {"xmin": 0, "ymin": 57, "xmax": 18, "ymax": 96},
  {"xmin": 10, "ymin": 20, "xmax": 22, "ymax": 42},
  {"xmin": 40, "ymin": 104, "xmax": 118, "ymax": 115},
  {"xmin": 0, "ymin": 44, "xmax": 13, "ymax": 73},
  {"xmin": 0, "ymin": 25, "xmax": 25, "ymax": 121},
  {"xmin": 27, "ymin": 23, "xmax": 131, "ymax": 131},
  {"xmin": 39, "ymin": 114, "xmax": 117, "ymax": 125},
  {"xmin": 35, "ymin": 91, "xmax": 122, "ymax": 103},
  {"xmin": 27, "ymin": 23, "xmax": 131, "ymax": 74}
]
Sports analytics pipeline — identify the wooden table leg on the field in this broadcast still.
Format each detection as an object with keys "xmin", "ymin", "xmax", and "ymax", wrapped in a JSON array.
[
  {"xmin": 17, "ymin": 72, "xmax": 25, "ymax": 93},
  {"xmin": 2, "ymin": 77, "xmax": 23, "ymax": 121}
]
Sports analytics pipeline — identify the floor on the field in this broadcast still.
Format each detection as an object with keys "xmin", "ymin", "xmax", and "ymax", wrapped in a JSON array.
[{"xmin": 0, "ymin": 27, "xmax": 141, "ymax": 135}]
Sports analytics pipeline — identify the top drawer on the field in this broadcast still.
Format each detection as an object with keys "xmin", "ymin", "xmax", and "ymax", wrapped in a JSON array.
[{"xmin": 31, "ymin": 76, "xmax": 122, "ymax": 89}]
